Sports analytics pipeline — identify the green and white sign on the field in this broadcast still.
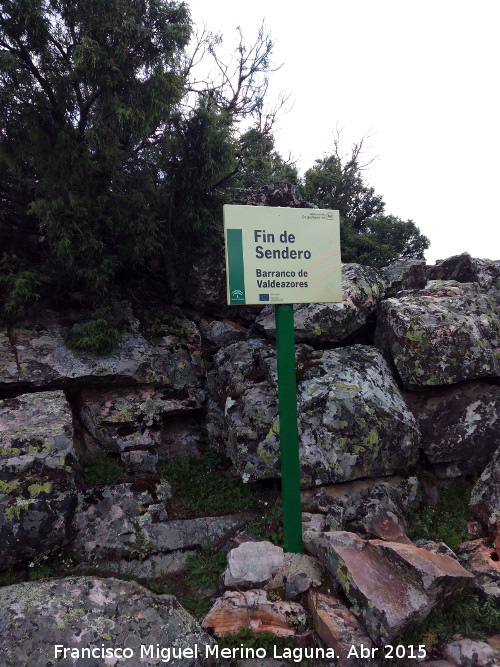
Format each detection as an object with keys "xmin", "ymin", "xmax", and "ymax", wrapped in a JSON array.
[{"xmin": 224, "ymin": 205, "xmax": 342, "ymax": 305}]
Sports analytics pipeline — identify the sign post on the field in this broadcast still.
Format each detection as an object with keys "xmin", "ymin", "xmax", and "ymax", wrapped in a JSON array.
[
  {"xmin": 223, "ymin": 205, "xmax": 342, "ymax": 553},
  {"xmin": 275, "ymin": 303, "xmax": 303, "ymax": 553}
]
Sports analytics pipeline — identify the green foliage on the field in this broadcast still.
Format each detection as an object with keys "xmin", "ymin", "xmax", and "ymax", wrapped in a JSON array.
[
  {"xmin": 63, "ymin": 307, "xmax": 124, "ymax": 355},
  {"xmin": 398, "ymin": 592, "xmax": 500, "ymax": 651},
  {"xmin": 0, "ymin": 0, "xmax": 191, "ymax": 307},
  {"xmin": 157, "ymin": 452, "xmax": 260, "ymax": 519},
  {"xmin": 247, "ymin": 496, "xmax": 284, "ymax": 547},
  {"xmin": 303, "ymin": 143, "xmax": 429, "ymax": 266},
  {"xmin": 235, "ymin": 127, "xmax": 299, "ymax": 188},
  {"xmin": 78, "ymin": 451, "xmax": 127, "ymax": 487},
  {"xmin": 185, "ymin": 550, "xmax": 227, "ymax": 590},
  {"xmin": 408, "ymin": 480, "xmax": 473, "ymax": 550},
  {"xmin": 0, "ymin": 254, "xmax": 48, "ymax": 321}
]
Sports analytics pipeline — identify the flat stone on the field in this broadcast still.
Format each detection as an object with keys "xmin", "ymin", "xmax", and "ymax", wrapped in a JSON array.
[
  {"xmin": 71, "ymin": 482, "xmax": 170, "ymax": 559},
  {"xmin": 96, "ymin": 550, "xmax": 197, "ymax": 578},
  {"xmin": 356, "ymin": 509, "xmax": 413, "ymax": 544},
  {"xmin": 0, "ymin": 576, "xmax": 214, "ymax": 666},
  {"xmin": 301, "ymin": 475, "xmax": 420, "ymax": 532},
  {"xmin": 79, "ymin": 385, "xmax": 204, "ymax": 454},
  {"xmin": 222, "ymin": 541, "xmax": 284, "ymax": 588},
  {"xmin": 202, "ymin": 589, "xmax": 306, "ymax": 637},
  {"xmin": 144, "ymin": 514, "xmax": 250, "ymax": 553},
  {"xmin": 308, "ymin": 591, "xmax": 380, "ymax": 666},
  {"xmin": 0, "ymin": 391, "xmax": 76, "ymax": 569}
]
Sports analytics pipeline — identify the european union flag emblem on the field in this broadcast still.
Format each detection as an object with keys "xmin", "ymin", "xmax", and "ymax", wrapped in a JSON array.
[{"xmin": 259, "ymin": 293, "xmax": 270, "ymax": 302}]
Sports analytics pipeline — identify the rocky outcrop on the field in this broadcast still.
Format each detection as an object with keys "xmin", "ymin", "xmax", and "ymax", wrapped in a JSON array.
[
  {"xmin": 73, "ymin": 482, "xmax": 248, "ymax": 566},
  {"xmin": 79, "ymin": 385, "xmax": 204, "ymax": 460},
  {"xmin": 207, "ymin": 341, "xmax": 420, "ymax": 486},
  {"xmin": 0, "ymin": 391, "xmax": 77, "ymax": 568},
  {"xmin": 304, "ymin": 531, "xmax": 474, "ymax": 644},
  {"xmin": 0, "ymin": 576, "xmax": 214, "ymax": 666},
  {"xmin": 255, "ymin": 263, "xmax": 386, "ymax": 343},
  {"xmin": 376, "ymin": 281, "xmax": 500, "ymax": 388},
  {"xmin": 0, "ymin": 308, "xmax": 204, "ymax": 393},
  {"xmin": 429, "ymin": 252, "xmax": 500, "ymax": 302},
  {"xmin": 403, "ymin": 382, "xmax": 500, "ymax": 473}
]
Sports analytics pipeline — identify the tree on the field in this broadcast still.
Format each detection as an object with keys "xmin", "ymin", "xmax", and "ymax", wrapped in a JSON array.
[
  {"xmin": 0, "ymin": 2, "xmax": 279, "ymax": 318},
  {"xmin": 303, "ymin": 135, "xmax": 429, "ymax": 266}
]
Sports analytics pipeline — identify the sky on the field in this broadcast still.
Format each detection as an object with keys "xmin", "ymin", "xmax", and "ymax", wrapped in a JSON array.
[{"xmin": 185, "ymin": 0, "xmax": 500, "ymax": 264}]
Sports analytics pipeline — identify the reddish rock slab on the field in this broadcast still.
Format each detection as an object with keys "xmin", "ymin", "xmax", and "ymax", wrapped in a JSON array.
[
  {"xmin": 357, "ymin": 509, "xmax": 413, "ymax": 544},
  {"xmin": 202, "ymin": 590, "xmax": 306, "ymax": 637},
  {"xmin": 308, "ymin": 591, "xmax": 380, "ymax": 666},
  {"xmin": 373, "ymin": 539, "xmax": 474, "ymax": 598},
  {"xmin": 304, "ymin": 531, "xmax": 474, "ymax": 644}
]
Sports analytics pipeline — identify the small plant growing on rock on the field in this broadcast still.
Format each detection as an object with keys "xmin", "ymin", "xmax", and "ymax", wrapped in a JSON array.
[
  {"xmin": 408, "ymin": 479, "xmax": 473, "ymax": 550},
  {"xmin": 63, "ymin": 307, "xmax": 124, "ymax": 355}
]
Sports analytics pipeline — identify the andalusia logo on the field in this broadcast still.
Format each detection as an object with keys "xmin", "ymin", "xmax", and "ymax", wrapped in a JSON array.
[{"xmin": 231, "ymin": 289, "xmax": 245, "ymax": 301}]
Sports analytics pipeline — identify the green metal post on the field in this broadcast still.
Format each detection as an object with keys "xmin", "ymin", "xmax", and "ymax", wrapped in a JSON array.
[{"xmin": 275, "ymin": 304, "xmax": 303, "ymax": 553}]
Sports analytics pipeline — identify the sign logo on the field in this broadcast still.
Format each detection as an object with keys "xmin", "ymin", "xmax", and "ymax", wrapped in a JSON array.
[
  {"xmin": 259, "ymin": 293, "xmax": 270, "ymax": 301},
  {"xmin": 231, "ymin": 290, "xmax": 245, "ymax": 301}
]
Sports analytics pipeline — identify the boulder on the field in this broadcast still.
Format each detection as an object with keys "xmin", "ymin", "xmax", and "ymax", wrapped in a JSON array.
[
  {"xmin": 255, "ymin": 263, "xmax": 386, "ymax": 344},
  {"xmin": 382, "ymin": 258, "xmax": 428, "ymax": 297},
  {"xmin": 0, "ymin": 308, "xmax": 204, "ymax": 391},
  {"xmin": 470, "ymin": 446, "xmax": 500, "ymax": 531},
  {"xmin": 207, "ymin": 341, "xmax": 420, "ymax": 486},
  {"xmin": 304, "ymin": 531, "xmax": 474, "ymax": 644},
  {"xmin": 308, "ymin": 591, "xmax": 380, "ymax": 666},
  {"xmin": 403, "ymin": 382, "xmax": 500, "ymax": 473},
  {"xmin": 375, "ymin": 281, "xmax": 500, "ymax": 388},
  {"xmin": 0, "ymin": 576, "xmax": 214, "ymax": 666},
  {"xmin": 202, "ymin": 589, "xmax": 306, "ymax": 637},
  {"xmin": 0, "ymin": 391, "xmax": 76, "ymax": 569},
  {"xmin": 222, "ymin": 541, "xmax": 285, "ymax": 589}
]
